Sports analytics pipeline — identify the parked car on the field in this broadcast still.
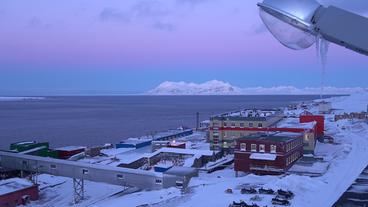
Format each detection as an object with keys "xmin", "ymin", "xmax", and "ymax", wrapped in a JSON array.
[
  {"xmin": 258, "ymin": 187, "xmax": 275, "ymax": 195},
  {"xmin": 272, "ymin": 197, "xmax": 291, "ymax": 206},
  {"xmin": 276, "ymin": 189, "xmax": 294, "ymax": 200},
  {"xmin": 241, "ymin": 187, "xmax": 257, "ymax": 194}
]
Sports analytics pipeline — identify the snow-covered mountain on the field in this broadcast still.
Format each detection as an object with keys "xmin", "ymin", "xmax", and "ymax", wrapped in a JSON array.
[
  {"xmin": 147, "ymin": 80, "xmax": 367, "ymax": 95},
  {"xmin": 147, "ymin": 80, "xmax": 242, "ymax": 95}
]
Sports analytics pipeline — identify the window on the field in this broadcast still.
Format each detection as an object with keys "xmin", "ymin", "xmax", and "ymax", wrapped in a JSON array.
[
  {"xmin": 224, "ymin": 122, "xmax": 228, "ymax": 127},
  {"xmin": 240, "ymin": 143, "xmax": 246, "ymax": 151},
  {"xmin": 82, "ymin": 169, "xmax": 89, "ymax": 175},
  {"xmin": 249, "ymin": 123, "xmax": 254, "ymax": 127},
  {"xmin": 223, "ymin": 142, "xmax": 228, "ymax": 148},
  {"xmin": 251, "ymin": 144, "xmax": 257, "ymax": 152},
  {"xmin": 231, "ymin": 122, "xmax": 236, "ymax": 128},
  {"xmin": 259, "ymin": 144, "xmax": 265, "ymax": 153},
  {"xmin": 117, "ymin": 174, "xmax": 124, "ymax": 180},
  {"xmin": 270, "ymin": 145, "xmax": 277, "ymax": 153},
  {"xmin": 213, "ymin": 122, "xmax": 219, "ymax": 127},
  {"xmin": 50, "ymin": 164, "xmax": 57, "ymax": 170},
  {"xmin": 240, "ymin": 123, "xmax": 245, "ymax": 128},
  {"xmin": 258, "ymin": 123, "xmax": 263, "ymax": 128},
  {"xmin": 155, "ymin": 179, "xmax": 163, "ymax": 184},
  {"xmin": 176, "ymin": 181, "xmax": 184, "ymax": 188}
]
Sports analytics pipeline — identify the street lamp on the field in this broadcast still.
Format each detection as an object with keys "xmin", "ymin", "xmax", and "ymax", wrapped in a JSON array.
[{"xmin": 258, "ymin": 0, "xmax": 368, "ymax": 56}]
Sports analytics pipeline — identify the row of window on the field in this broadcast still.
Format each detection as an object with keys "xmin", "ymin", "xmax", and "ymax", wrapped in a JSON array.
[
  {"xmin": 224, "ymin": 122, "xmax": 263, "ymax": 128},
  {"xmin": 33, "ymin": 163, "xmax": 126, "ymax": 181},
  {"xmin": 286, "ymin": 151, "xmax": 301, "ymax": 165},
  {"xmin": 285, "ymin": 139, "xmax": 303, "ymax": 152},
  {"xmin": 239, "ymin": 143, "xmax": 277, "ymax": 153},
  {"xmin": 212, "ymin": 122, "xmax": 263, "ymax": 128}
]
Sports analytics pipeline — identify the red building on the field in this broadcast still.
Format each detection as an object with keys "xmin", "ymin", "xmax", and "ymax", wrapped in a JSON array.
[
  {"xmin": 55, "ymin": 146, "xmax": 85, "ymax": 159},
  {"xmin": 0, "ymin": 178, "xmax": 39, "ymax": 207},
  {"xmin": 168, "ymin": 141, "xmax": 186, "ymax": 149},
  {"xmin": 234, "ymin": 132, "xmax": 303, "ymax": 175},
  {"xmin": 300, "ymin": 115, "xmax": 325, "ymax": 138}
]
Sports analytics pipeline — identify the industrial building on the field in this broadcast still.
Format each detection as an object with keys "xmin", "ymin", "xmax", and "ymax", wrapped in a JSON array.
[
  {"xmin": 0, "ymin": 151, "xmax": 198, "ymax": 192},
  {"xmin": 318, "ymin": 101, "xmax": 333, "ymax": 114},
  {"xmin": 234, "ymin": 132, "xmax": 304, "ymax": 175},
  {"xmin": 209, "ymin": 109, "xmax": 284, "ymax": 152},
  {"xmin": 151, "ymin": 140, "xmax": 186, "ymax": 152},
  {"xmin": 116, "ymin": 138, "xmax": 152, "ymax": 149},
  {"xmin": 10, "ymin": 141, "xmax": 59, "ymax": 158},
  {"xmin": 55, "ymin": 146, "xmax": 86, "ymax": 159},
  {"xmin": 0, "ymin": 178, "xmax": 39, "ymax": 207}
]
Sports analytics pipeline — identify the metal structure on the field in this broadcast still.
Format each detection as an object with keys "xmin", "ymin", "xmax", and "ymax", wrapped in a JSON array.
[
  {"xmin": 0, "ymin": 151, "xmax": 196, "ymax": 203},
  {"xmin": 258, "ymin": 0, "xmax": 368, "ymax": 55},
  {"xmin": 73, "ymin": 178, "xmax": 84, "ymax": 203}
]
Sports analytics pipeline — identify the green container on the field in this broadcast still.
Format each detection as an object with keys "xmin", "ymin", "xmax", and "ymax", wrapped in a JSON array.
[{"xmin": 10, "ymin": 141, "xmax": 50, "ymax": 152}]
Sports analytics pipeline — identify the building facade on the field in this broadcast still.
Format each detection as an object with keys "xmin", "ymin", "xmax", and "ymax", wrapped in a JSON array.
[
  {"xmin": 0, "ymin": 178, "xmax": 39, "ymax": 207},
  {"xmin": 234, "ymin": 133, "xmax": 303, "ymax": 175},
  {"xmin": 209, "ymin": 109, "xmax": 284, "ymax": 152}
]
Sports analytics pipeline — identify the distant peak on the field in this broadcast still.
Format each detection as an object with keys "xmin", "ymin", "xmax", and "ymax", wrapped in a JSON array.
[{"xmin": 147, "ymin": 80, "xmax": 367, "ymax": 95}]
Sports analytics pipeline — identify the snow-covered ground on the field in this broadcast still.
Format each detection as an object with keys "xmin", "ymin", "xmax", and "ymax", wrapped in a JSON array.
[{"xmin": 24, "ymin": 93, "xmax": 368, "ymax": 207}]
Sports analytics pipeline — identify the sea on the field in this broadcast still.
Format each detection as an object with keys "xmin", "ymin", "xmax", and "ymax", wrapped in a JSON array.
[{"xmin": 0, "ymin": 95, "xmax": 333, "ymax": 149}]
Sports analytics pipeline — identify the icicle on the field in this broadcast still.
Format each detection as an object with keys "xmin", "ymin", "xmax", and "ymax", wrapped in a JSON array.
[{"xmin": 316, "ymin": 35, "xmax": 329, "ymax": 99}]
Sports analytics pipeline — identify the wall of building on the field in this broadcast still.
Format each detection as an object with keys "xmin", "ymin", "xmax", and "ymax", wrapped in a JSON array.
[
  {"xmin": 0, "ymin": 185, "xmax": 39, "ymax": 207},
  {"xmin": 209, "ymin": 114, "xmax": 283, "ymax": 152},
  {"xmin": 300, "ymin": 115, "xmax": 324, "ymax": 138},
  {"xmin": 234, "ymin": 137, "xmax": 303, "ymax": 175}
]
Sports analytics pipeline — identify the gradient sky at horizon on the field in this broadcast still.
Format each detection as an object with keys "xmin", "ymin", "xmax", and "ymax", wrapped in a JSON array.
[{"xmin": 0, "ymin": 0, "xmax": 367, "ymax": 95}]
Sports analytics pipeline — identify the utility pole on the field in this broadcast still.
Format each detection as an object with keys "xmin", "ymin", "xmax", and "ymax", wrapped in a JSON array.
[{"xmin": 196, "ymin": 112, "xmax": 199, "ymax": 131}]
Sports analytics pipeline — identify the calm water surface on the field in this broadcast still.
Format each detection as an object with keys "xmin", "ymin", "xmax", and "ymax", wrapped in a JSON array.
[{"xmin": 0, "ymin": 95, "xmax": 330, "ymax": 149}]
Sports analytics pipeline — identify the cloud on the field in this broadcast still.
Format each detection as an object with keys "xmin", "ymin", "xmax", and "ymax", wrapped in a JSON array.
[
  {"xmin": 28, "ymin": 16, "xmax": 51, "ymax": 29},
  {"xmin": 99, "ymin": 8, "xmax": 130, "ymax": 23},
  {"xmin": 131, "ymin": 0, "xmax": 171, "ymax": 18},
  {"xmin": 153, "ymin": 21, "xmax": 176, "ymax": 31}
]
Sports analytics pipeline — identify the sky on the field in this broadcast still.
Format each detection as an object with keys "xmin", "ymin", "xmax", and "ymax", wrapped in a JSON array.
[{"xmin": 0, "ymin": 0, "xmax": 367, "ymax": 95}]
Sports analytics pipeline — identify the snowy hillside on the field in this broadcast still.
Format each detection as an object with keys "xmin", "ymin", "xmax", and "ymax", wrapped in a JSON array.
[
  {"xmin": 147, "ymin": 80, "xmax": 367, "ymax": 95},
  {"xmin": 147, "ymin": 80, "xmax": 241, "ymax": 95}
]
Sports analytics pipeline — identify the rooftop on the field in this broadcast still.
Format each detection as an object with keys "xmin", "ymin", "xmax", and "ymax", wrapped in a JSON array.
[
  {"xmin": 120, "ymin": 138, "xmax": 152, "ymax": 144},
  {"xmin": 277, "ymin": 118, "xmax": 316, "ymax": 130},
  {"xmin": 211, "ymin": 109, "xmax": 281, "ymax": 120},
  {"xmin": 55, "ymin": 146, "xmax": 86, "ymax": 151},
  {"xmin": 0, "ymin": 178, "xmax": 35, "ymax": 196},
  {"xmin": 239, "ymin": 132, "xmax": 302, "ymax": 142}
]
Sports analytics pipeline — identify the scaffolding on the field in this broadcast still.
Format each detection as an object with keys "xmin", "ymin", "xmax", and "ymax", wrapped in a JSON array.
[{"xmin": 73, "ymin": 178, "xmax": 84, "ymax": 204}]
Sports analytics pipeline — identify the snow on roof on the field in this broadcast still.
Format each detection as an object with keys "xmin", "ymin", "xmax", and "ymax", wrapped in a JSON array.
[
  {"xmin": 13, "ymin": 141, "xmax": 36, "ymax": 146},
  {"xmin": 120, "ymin": 138, "xmax": 152, "ymax": 144},
  {"xmin": 55, "ymin": 146, "xmax": 86, "ymax": 151},
  {"xmin": 249, "ymin": 153, "xmax": 277, "ymax": 161},
  {"xmin": 155, "ymin": 162, "xmax": 174, "ymax": 168},
  {"xmin": 277, "ymin": 118, "xmax": 316, "ymax": 130},
  {"xmin": 152, "ymin": 147, "xmax": 214, "ymax": 157},
  {"xmin": 274, "ymin": 131, "xmax": 303, "ymax": 137},
  {"xmin": 0, "ymin": 178, "xmax": 35, "ymax": 196},
  {"xmin": 164, "ymin": 166, "xmax": 198, "ymax": 176},
  {"xmin": 19, "ymin": 146, "xmax": 47, "ymax": 154},
  {"xmin": 101, "ymin": 148, "xmax": 135, "ymax": 156}
]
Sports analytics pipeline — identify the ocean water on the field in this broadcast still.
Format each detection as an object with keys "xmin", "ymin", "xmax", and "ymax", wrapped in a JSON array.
[{"xmin": 0, "ymin": 95, "xmax": 331, "ymax": 149}]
